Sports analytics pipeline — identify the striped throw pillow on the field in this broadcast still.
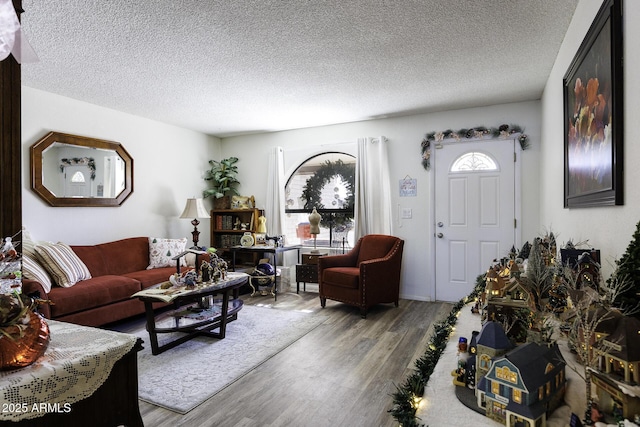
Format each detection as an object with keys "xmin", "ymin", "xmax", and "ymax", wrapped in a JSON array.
[
  {"xmin": 22, "ymin": 253, "xmax": 54, "ymax": 293},
  {"xmin": 34, "ymin": 242, "xmax": 92, "ymax": 288}
]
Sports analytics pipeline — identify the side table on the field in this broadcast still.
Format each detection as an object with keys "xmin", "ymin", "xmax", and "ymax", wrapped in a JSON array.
[{"xmin": 295, "ymin": 252, "xmax": 328, "ymax": 293}]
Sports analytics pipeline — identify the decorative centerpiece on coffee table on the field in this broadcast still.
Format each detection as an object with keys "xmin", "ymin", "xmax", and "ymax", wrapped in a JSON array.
[{"xmin": 200, "ymin": 252, "xmax": 228, "ymax": 283}]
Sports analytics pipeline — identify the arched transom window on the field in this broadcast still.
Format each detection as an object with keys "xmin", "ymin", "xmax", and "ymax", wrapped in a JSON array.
[
  {"xmin": 450, "ymin": 152, "xmax": 498, "ymax": 172},
  {"xmin": 70, "ymin": 171, "xmax": 86, "ymax": 182}
]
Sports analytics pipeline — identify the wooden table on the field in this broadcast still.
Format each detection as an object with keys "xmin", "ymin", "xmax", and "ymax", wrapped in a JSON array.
[
  {"xmin": 296, "ymin": 251, "xmax": 328, "ymax": 293},
  {"xmin": 133, "ymin": 272, "xmax": 248, "ymax": 355}
]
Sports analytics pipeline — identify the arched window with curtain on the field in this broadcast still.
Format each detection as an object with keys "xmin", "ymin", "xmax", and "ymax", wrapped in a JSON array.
[{"xmin": 284, "ymin": 152, "xmax": 355, "ymax": 251}]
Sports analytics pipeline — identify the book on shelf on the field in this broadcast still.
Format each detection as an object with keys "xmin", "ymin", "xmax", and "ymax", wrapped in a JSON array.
[
  {"xmin": 215, "ymin": 234, "xmax": 240, "ymax": 248},
  {"xmin": 215, "ymin": 214, "xmax": 236, "ymax": 230}
]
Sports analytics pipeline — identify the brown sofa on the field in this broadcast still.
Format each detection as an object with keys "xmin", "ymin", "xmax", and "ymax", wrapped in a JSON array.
[
  {"xmin": 22, "ymin": 237, "xmax": 194, "ymax": 327},
  {"xmin": 318, "ymin": 234, "xmax": 404, "ymax": 318}
]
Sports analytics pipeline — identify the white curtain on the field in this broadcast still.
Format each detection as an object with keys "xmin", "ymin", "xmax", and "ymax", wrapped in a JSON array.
[
  {"xmin": 0, "ymin": 1, "xmax": 38, "ymax": 63},
  {"xmin": 354, "ymin": 136, "xmax": 392, "ymax": 238},
  {"xmin": 265, "ymin": 146, "xmax": 285, "ymax": 237}
]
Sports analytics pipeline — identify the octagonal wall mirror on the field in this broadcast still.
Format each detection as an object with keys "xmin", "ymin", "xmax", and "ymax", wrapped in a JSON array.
[{"xmin": 30, "ymin": 132, "xmax": 134, "ymax": 207}]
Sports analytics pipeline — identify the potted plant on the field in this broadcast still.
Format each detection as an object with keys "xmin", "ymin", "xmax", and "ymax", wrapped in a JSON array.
[{"xmin": 203, "ymin": 157, "xmax": 240, "ymax": 209}]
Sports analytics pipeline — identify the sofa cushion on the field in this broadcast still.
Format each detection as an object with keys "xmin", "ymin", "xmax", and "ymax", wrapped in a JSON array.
[
  {"xmin": 48, "ymin": 275, "xmax": 142, "ymax": 318},
  {"xmin": 123, "ymin": 267, "xmax": 177, "ymax": 289},
  {"xmin": 147, "ymin": 237, "xmax": 187, "ymax": 269},
  {"xmin": 71, "ymin": 245, "xmax": 110, "ymax": 277},
  {"xmin": 322, "ymin": 267, "xmax": 360, "ymax": 289},
  {"xmin": 22, "ymin": 253, "xmax": 53, "ymax": 293},
  {"xmin": 34, "ymin": 242, "xmax": 92, "ymax": 288},
  {"xmin": 95, "ymin": 237, "xmax": 151, "ymax": 275}
]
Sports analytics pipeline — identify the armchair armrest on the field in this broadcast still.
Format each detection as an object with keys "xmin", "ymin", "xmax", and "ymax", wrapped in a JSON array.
[
  {"xmin": 22, "ymin": 279, "xmax": 52, "ymax": 319},
  {"xmin": 359, "ymin": 253, "xmax": 402, "ymax": 277}
]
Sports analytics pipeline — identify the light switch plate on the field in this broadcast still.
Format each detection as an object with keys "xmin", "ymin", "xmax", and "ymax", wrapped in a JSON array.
[{"xmin": 401, "ymin": 208, "xmax": 412, "ymax": 219}]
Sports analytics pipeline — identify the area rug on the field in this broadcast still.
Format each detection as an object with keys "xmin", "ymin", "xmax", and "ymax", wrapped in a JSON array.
[{"xmin": 132, "ymin": 305, "xmax": 326, "ymax": 414}]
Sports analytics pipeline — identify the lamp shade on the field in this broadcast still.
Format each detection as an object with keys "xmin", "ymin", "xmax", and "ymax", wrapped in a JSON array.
[{"xmin": 180, "ymin": 198, "xmax": 210, "ymax": 219}]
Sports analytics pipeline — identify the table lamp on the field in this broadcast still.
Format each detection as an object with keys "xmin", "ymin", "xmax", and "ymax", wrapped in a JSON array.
[
  {"xmin": 309, "ymin": 207, "xmax": 321, "ymax": 254},
  {"xmin": 180, "ymin": 198, "xmax": 210, "ymax": 248}
]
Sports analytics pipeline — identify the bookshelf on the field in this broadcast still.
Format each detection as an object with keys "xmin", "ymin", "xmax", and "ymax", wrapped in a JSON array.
[{"xmin": 210, "ymin": 208, "xmax": 260, "ymax": 269}]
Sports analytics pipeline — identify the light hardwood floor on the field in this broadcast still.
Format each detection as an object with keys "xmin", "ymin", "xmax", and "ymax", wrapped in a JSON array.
[{"xmin": 116, "ymin": 285, "xmax": 452, "ymax": 427}]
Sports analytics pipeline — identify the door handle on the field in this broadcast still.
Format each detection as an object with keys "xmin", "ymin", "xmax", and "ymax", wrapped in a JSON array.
[{"xmin": 437, "ymin": 232, "xmax": 444, "ymax": 238}]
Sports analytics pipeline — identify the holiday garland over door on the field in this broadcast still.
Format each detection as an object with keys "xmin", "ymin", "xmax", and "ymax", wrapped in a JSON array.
[{"xmin": 420, "ymin": 124, "xmax": 529, "ymax": 170}]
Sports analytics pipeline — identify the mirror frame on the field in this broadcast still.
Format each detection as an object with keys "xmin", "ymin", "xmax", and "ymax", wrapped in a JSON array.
[{"xmin": 30, "ymin": 131, "xmax": 134, "ymax": 207}]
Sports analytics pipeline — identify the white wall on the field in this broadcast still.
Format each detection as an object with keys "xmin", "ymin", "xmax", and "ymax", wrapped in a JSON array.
[
  {"xmin": 19, "ymin": 0, "xmax": 639, "ymax": 301},
  {"xmin": 221, "ymin": 101, "xmax": 541, "ymax": 301},
  {"xmin": 22, "ymin": 87, "xmax": 221, "ymax": 245},
  {"xmin": 540, "ymin": 0, "xmax": 640, "ymax": 280}
]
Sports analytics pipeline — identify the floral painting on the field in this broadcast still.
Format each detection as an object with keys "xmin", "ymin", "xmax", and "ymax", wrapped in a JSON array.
[{"xmin": 563, "ymin": 0, "xmax": 623, "ymax": 208}]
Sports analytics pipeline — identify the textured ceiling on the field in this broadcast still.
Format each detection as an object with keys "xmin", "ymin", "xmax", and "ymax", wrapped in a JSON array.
[{"xmin": 20, "ymin": 1, "xmax": 579, "ymax": 138}]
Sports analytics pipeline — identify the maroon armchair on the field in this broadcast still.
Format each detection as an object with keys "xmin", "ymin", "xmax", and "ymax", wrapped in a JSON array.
[{"xmin": 318, "ymin": 234, "xmax": 404, "ymax": 318}]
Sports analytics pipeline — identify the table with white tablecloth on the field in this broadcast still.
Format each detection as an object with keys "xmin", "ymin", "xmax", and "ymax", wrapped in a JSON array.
[{"xmin": 0, "ymin": 319, "xmax": 142, "ymax": 426}]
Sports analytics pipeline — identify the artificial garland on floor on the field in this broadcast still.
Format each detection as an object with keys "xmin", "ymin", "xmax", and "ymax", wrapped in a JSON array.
[
  {"xmin": 420, "ymin": 124, "xmax": 529, "ymax": 171},
  {"xmin": 388, "ymin": 274, "xmax": 486, "ymax": 427}
]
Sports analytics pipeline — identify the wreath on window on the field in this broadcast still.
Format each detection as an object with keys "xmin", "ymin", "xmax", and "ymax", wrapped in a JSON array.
[{"xmin": 301, "ymin": 159, "xmax": 355, "ymax": 228}]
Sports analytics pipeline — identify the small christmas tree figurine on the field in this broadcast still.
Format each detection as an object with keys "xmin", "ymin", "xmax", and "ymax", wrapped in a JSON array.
[{"xmin": 608, "ymin": 220, "xmax": 640, "ymax": 316}]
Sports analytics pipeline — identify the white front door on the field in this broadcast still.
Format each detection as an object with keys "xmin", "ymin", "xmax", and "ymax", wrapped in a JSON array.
[
  {"xmin": 434, "ymin": 139, "xmax": 518, "ymax": 302},
  {"xmin": 62, "ymin": 165, "xmax": 90, "ymax": 197}
]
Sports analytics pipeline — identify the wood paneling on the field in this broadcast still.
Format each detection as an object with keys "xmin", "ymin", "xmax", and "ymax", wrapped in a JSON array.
[{"xmin": 0, "ymin": 0, "xmax": 22, "ymax": 240}]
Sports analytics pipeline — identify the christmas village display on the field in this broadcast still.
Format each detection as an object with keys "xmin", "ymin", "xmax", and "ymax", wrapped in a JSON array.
[
  {"xmin": 390, "ymin": 221, "xmax": 640, "ymax": 427},
  {"xmin": 458, "ymin": 228, "xmax": 640, "ymax": 427}
]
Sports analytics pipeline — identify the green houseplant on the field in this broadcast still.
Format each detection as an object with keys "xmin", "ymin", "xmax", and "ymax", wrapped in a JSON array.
[{"xmin": 203, "ymin": 157, "xmax": 240, "ymax": 209}]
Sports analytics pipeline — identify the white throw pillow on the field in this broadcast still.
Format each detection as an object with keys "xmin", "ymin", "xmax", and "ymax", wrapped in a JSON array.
[
  {"xmin": 21, "ymin": 227, "xmax": 37, "ymax": 258},
  {"xmin": 147, "ymin": 238, "xmax": 188, "ymax": 269},
  {"xmin": 34, "ymin": 242, "xmax": 92, "ymax": 288},
  {"xmin": 22, "ymin": 253, "xmax": 54, "ymax": 293}
]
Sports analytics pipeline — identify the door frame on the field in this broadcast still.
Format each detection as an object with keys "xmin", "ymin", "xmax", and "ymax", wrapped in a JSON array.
[{"xmin": 429, "ymin": 138, "xmax": 522, "ymax": 302}]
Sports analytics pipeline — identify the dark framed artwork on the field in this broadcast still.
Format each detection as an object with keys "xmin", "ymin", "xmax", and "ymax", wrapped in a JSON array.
[{"xmin": 563, "ymin": 0, "xmax": 623, "ymax": 208}]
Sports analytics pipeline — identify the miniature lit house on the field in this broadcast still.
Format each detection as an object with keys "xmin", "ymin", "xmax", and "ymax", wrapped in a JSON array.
[
  {"xmin": 591, "ymin": 315, "xmax": 640, "ymax": 421},
  {"xmin": 478, "ymin": 342, "xmax": 566, "ymax": 427},
  {"xmin": 475, "ymin": 321, "xmax": 513, "ymax": 398},
  {"xmin": 473, "ymin": 321, "xmax": 566, "ymax": 427},
  {"xmin": 483, "ymin": 268, "xmax": 534, "ymax": 344}
]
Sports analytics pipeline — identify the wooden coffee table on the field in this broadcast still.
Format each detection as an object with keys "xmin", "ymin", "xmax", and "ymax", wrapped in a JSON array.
[{"xmin": 132, "ymin": 272, "xmax": 248, "ymax": 355}]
